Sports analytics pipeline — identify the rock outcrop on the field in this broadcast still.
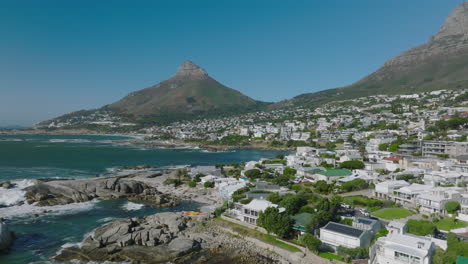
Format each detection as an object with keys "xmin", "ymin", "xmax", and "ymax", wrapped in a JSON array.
[
  {"xmin": 55, "ymin": 212, "xmax": 201, "ymax": 263},
  {"xmin": 0, "ymin": 223, "xmax": 14, "ymax": 252},
  {"xmin": 24, "ymin": 176, "xmax": 179, "ymax": 207}
]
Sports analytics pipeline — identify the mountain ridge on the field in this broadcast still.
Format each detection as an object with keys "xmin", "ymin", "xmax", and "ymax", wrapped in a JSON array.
[{"xmin": 275, "ymin": 2, "xmax": 468, "ymax": 108}]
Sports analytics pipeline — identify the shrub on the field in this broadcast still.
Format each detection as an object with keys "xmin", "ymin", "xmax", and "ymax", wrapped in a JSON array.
[
  {"xmin": 339, "ymin": 160, "xmax": 365, "ymax": 170},
  {"xmin": 299, "ymin": 233, "xmax": 321, "ymax": 253},
  {"xmin": 187, "ymin": 181, "xmax": 197, "ymax": 188},
  {"xmin": 240, "ymin": 198, "xmax": 253, "ymax": 204},
  {"xmin": 445, "ymin": 201, "xmax": 461, "ymax": 214},
  {"xmin": 203, "ymin": 181, "xmax": 215, "ymax": 188},
  {"xmin": 244, "ymin": 169, "xmax": 262, "ymax": 179},
  {"xmin": 337, "ymin": 246, "xmax": 369, "ymax": 260},
  {"xmin": 340, "ymin": 178, "xmax": 368, "ymax": 192}
]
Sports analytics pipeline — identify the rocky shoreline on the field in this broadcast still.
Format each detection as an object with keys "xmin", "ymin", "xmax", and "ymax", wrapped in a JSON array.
[
  {"xmin": 24, "ymin": 175, "xmax": 179, "ymax": 207},
  {"xmin": 55, "ymin": 211, "xmax": 296, "ymax": 264}
]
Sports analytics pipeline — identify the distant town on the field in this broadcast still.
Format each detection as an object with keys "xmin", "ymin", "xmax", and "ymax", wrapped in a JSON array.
[{"xmin": 33, "ymin": 88, "xmax": 468, "ymax": 263}]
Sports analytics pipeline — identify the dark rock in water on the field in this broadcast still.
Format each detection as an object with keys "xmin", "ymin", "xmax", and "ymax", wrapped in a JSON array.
[
  {"xmin": 119, "ymin": 164, "xmax": 155, "ymax": 171},
  {"xmin": 0, "ymin": 181, "xmax": 15, "ymax": 189},
  {"xmin": 0, "ymin": 223, "xmax": 14, "ymax": 252},
  {"xmin": 55, "ymin": 212, "xmax": 201, "ymax": 263},
  {"xmin": 24, "ymin": 176, "xmax": 179, "ymax": 207}
]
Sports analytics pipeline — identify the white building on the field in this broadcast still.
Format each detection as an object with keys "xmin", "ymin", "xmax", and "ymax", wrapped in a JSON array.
[
  {"xmin": 374, "ymin": 180, "xmax": 410, "ymax": 200},
  {"xmin": 320, "ymin": 222, "xmax": 373, "ymax": 249},
  {"xmin": 418, "ymin": 187, "xmax": 463, "ymax": 216},
  {"xmin": 235, "ymin": 199, "xmax": 285, "ymax": 225},
  {"xmin": 369, "ymin": 234, "xmax": 436, "ymax": 264}
]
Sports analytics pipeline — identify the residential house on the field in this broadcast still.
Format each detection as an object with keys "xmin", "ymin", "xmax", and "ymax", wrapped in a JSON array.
[
  {"xmin": 313, "ymin": 169, "xmax": 353, "ymax": 183},
  {"xmin": 391, "ymin": 184, "xmax": 433, "ymax": 208},
  {"xmin": 374, "ymin": 180, "xmax": 410, "ymax": 200},
  {"xmin": 369, "ymin": 234, "xmax": 436, "ymax": 264},
  {"xmin": 234, "ymin": 199, "xmax": 285, "ymax": 225},
  {"xmin": 320, "ymin": 222, "xmax": 373, "ymax": 249},
  {"xmin": 418, "ymin": 187, "xmax": 463, "ymax": 216}
]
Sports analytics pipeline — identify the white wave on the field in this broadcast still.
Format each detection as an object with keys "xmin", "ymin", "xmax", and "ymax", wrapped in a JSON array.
[
  {"xmin": 97, "ymin": 217, "xmax": 116, "ymax": 223},
  {"xmin": 48, "ymin": 139, "xmax": 91, "ymax": 143},
  {"xmin": 122, "ymin": 201, "xmax": 144, "ymax": 211},
  {"xmin": 0, "ymin": 200, "xmax": 97, "ymax": 219},
  {"xmin": 0, "ymin": 138, "xmax": 24, "ymax": 142},
  {"xmin": 0, "ymin": 179, "xmax": 35, "ymax": 206}
]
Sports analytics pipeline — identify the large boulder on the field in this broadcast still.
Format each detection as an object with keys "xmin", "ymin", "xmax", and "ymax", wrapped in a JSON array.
[
  {"xmin": 55, "ymin": 212, "xmax": 201, "ymax": 263},
  {"xmin": 24, "ymin": 176, "xmax": 178, "ymax": 207}
]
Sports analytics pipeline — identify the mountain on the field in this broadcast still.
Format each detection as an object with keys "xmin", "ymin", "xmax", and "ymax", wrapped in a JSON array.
[
  {"xmin": 106, "ymin": 61, "xmax": 263, "ymax": 119},
  {"xmin": 40, "ymin": 61, "xmax": 266, "ymax": 127},
  {"xmin": 278, "ymin": 2, "xmax": 468, "ymax": 108}
]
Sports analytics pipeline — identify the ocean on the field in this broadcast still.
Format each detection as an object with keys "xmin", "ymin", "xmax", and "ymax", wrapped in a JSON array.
[{"xmin": 0, "ymin": 134, "xmax": 284, "ymax": 263}]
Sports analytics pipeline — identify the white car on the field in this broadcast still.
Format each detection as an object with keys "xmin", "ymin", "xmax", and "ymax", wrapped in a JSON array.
[{"xmin": 340, "ymin": 202, "xmax": 351, "ymax": 209}]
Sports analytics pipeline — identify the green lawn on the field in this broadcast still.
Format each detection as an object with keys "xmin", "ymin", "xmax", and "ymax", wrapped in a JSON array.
[
  {"xmin": 218, "ymin": 218, "xmax": 302, "ymax": 252},
  {"xmin": 318, "ymin": 252, "xmax": 347, "ymax": 262},
  {"xmin": 371, "ymin": 208, "xmax": 414, "ymax": 220},
  {"xmin": 436, "ymin": 218, "xmax": 468, "ymax": 231}
]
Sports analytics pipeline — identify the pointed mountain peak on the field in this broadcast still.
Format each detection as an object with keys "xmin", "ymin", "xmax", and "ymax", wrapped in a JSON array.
[
  {"xmin": 173, "ymin": 60, "xmax": 209, "ymax": 80},
  {"xmin": 432, "ymin": 2, "xmax": 468, "ymax": 41}
]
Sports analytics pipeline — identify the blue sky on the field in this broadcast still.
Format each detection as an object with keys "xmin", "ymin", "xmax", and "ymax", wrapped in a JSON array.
[{"xmin": 0, "ymin": 0, "xmax": 464, "ymax": 126}]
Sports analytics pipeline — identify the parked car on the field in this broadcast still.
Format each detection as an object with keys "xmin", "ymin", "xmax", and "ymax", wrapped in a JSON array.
[{"xmin": 340, "ymin": 202, "xmax": 351, "ymax": 209}]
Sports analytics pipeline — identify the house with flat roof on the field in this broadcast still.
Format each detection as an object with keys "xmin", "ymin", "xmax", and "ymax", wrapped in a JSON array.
[
  {"xmin": 374, "ymin": 180, "xmax": 410, "ymax": 200},
  {"xmin": 418, "ymin": 187, "xmax": 463, "ymax": 215},
  {"xmin": 352, "ymin": 217, "xmax": 381, "ymax": 234},
  {"xmin": 313, "ymin": 169, "xmax": 353, "ymax": 183},
  {"xmin": 234, "ymin": 199, "xmax": 285, "ymax": 225},
  {"xmin": 369, "ymin": 233, "xmax": 436, "ymax": 264},
  {"xmin": 319, "ymin": 222, "xmax": 373, "ymax": 249},
  {"xmin": 391, "ymin": 183, "xmax": 433, "ymax": 208}
]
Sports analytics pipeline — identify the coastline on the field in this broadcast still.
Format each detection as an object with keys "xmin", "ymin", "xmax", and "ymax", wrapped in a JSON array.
[{"xmin": 0, "ymin": 129, "xmax": 293, "ymax": 152}]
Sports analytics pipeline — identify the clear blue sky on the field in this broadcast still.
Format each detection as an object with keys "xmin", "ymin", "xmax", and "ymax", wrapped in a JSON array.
[{"xmin": 0, "ymin": 0, "xmax": 464, "ymax": 126}]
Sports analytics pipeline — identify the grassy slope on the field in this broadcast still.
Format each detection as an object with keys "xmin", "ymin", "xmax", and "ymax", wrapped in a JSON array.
[
  {"xmin": 436, "ymin": 218, "xmax": 468, "ymax": 231},
  {"xmin": 371, "ymin": 208, "xmax": 414, "ymax": 220}
]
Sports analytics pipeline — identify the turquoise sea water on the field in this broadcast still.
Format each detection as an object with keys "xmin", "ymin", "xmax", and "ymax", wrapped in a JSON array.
[{"xmin": 0, "ymin": 134, "xmax": 284, "ymax": 263}]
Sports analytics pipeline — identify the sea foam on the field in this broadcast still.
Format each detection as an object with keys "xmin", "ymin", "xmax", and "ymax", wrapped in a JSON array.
[
  {"xmin": 122, "ymin": 201, "xmax": 144, "ymax": 211},
  {"xmin": 0, "ymin": 179, "xmax": 35, "ymax": 206},
  {"xmin": 0, "ymin": 200, "xmax": 97, "ymax": 219}
]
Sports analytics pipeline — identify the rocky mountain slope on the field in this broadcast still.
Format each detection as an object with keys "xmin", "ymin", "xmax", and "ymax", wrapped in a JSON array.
[
  {"xmin": 106, "ymin": 61, "xmax": 264, "ymax": 120},
  {"xmin": 278, "ymin": 2, "xmax": 468, "ymax": 108}
]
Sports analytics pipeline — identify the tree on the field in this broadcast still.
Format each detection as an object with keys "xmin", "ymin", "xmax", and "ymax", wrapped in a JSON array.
[
  {"xmin": 244, "ymin": 169, "xmax": 262, "ymax": 179},
  {"xmin": 299, "ymin": 233, "xmax": 321, "ymax": 253},
  {"xmin": 341, "ymin": 178, "xmax": 369, "ymax": 192},
  {"xmin": 257, "ymin": 207, "xmax": 293, "ymax": 238},
  {"xmin": 314, "ymin": 180, "xmax": 333, "ymax": 194},
  {"xmin": 283, "ymin": 167, "xmax": 297, "ymax": 178},
  {"xmin": 433, "ymin": 248, "xmax": 451, "ymax": 264},
  {"xmin": 280, "ymin": 195, "xmax": 307, "ymax": 215},
  {"xmin": 339, "ymin": 160, "xmax": 364, "ymax": 170},
  {"xmin": 445, "ymin": 201, "xmax": 461, "ymax": 214},
  {"xmin": 378, "ymin": 143, "xmax": 389, "ymax": 151},
  {"xmin": 266, "ymin": 192, "xmax": 283, "ymax": 204}
]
